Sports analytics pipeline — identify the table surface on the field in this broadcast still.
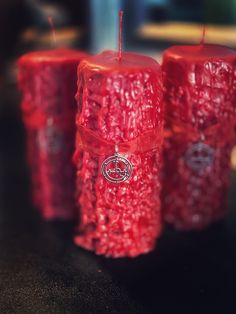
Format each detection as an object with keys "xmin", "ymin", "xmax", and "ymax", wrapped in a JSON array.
[{"xmin": 0, "ymin": 90, "xmax": 236, "ymax": 314}]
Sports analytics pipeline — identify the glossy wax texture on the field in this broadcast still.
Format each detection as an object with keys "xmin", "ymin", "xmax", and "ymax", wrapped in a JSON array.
[
  {"xmin": 18, "ymin": 49, "xmax": 87, "ymax": 220},
  {"xmin": 74, "ymin": 50, "xmax": 163, "ymax": 257},
  {"xmin": 162, "ymin": 44, "xmax": 236, "ymax": 230}
]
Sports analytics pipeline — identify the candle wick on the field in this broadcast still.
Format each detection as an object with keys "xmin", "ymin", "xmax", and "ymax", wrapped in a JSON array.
[
  {"xmin": 200, "ymin": 24, "xmax": 206, "ymax": 46},
  {"xmin": 48, "ymin": 16, "xmax": 57, "ymax": 47},
  {"xmin": 118, "ymin": 10, "xmax": 124, "ymax": 61}
]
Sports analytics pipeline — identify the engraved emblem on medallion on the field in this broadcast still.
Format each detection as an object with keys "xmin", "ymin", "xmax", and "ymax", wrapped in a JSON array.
[
  {"xmin": 101, "ymin": 152, "xmax": 132, "ymax": 183},
  {"xmin": 185, "ymin": 142, "xmax": 215, "ymax": 171}
]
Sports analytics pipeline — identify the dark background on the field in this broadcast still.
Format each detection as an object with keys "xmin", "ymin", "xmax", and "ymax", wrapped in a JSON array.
[
  {"xmin": 1, "ymin": 0, "xmax": 236, "ymax": 75},
  {"xmin": 1, "ymin": 1, "xmax": 236, "ymax": 313}
]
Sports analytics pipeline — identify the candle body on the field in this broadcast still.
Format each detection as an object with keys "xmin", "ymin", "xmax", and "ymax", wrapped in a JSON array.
[
  {"xmin": 162, "ymin": 45, "xmax": 236, "ymax": 230},
  {"xmin": 25, "ymin": 128, "xmax": 42, "ymax": 207},
  {"xmin": 74, "ymin": 51, "xmax": 163, "ymax": 257},
  {"xmin": 18, "ymin": 49, "xmax": 87, "ymax": 220}
]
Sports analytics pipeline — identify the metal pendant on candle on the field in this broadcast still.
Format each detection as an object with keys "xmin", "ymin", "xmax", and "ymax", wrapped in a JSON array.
[
  {"xmin": 101, "ymin": 146, "xmax": 132, "ymax": 183},
  {"xmin": 38, "ymin": 124, "xmax": 64, "ymax": 154},
  {"xmin": 184, "ymin": 142, "xmax": 215, "ymax": 171}
]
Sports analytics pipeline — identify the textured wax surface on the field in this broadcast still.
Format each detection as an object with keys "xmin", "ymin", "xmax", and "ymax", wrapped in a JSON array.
[
  {"xmin": 18, "ymin": 49, "xmax": 87, "ymax": 220},
  {"xmin": 74, "ymin": 51, "xmax": 163, "ymax": 257},
  {"xmin": 162, "ymin": 44, "xmax": 236, "ymax": 230},
  {"xmin": 163, "ymin": 44, "xmax": 236, "ymax": 130}
]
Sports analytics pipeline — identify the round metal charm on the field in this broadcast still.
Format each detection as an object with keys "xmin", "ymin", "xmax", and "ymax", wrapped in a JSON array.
[
  {"xmin": 184, "ymin": 142, "xmax": 215, "ymax": 171},
  {"xmin": 101, "ymin": 152, "xmax": 132, "ymax": 183},
  {"xmin": 38, "ymin": 126, "xmax": 64, "ymax": 154}
]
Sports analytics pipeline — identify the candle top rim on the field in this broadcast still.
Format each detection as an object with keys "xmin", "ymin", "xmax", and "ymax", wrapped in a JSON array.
[
  {"xmin": 18, "ymin": 48, "xmax": 87, "ymax": 64},
  {"xmin": 79, "ymin": 50, "xmax": 160, "ymax": 72},
  {"xmin": 164, "ymin": 44, "xmax": 236, "ymax": 60}
]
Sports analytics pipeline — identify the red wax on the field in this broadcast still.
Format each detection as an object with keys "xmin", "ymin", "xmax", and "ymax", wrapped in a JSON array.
[
  {"xmin": 18, "ymin": 49, "xmax": 87, "ymax": 220},
  {"xmin": 74, "ymin": 50, "xmax": 163, "ymax": 257},
  {"xmin": 162, "ymin": 44, "xmax": 236, "ymax": 230}
]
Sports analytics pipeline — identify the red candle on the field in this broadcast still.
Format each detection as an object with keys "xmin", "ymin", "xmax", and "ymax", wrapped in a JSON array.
[
  {"xmin": 162, "ymin": 44, "xmax": 236, "ymax": 230},
  {"xmin": 18, "ymin": 49, "xmax": 87, "ymax": 220},
  {"xmin": 74, "ymin": 50, "xmax": 163, "ymax": 257}
]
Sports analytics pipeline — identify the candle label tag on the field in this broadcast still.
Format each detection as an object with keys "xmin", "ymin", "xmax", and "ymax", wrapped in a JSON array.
[
  {"xmin": 101, "ymin": 152, "xmax": 132, "ymax": 184},
  {"xmin": 184, "ymin": 142, "xmax": 215, "ymax": 171}
]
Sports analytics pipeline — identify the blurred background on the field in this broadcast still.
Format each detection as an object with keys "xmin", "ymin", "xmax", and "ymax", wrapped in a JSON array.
[
  {"xmin": 1, "ymin": 0, "xmax": 236, "ymax": 79},
  {"xmin": 0, "ymin": 2, "xmax": 236, "ymax": 313},
  {"xmin": 1, "ymin": 0, "xmax": 236, "ymax": 98}
]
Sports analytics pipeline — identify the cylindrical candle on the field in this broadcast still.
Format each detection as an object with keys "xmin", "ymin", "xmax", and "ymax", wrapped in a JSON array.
[
  {"xmin": 74, "ymin": 50, "xmax": 163, "ymax": 257},
  {"xmin": 18, "ymin": 49, "xmax": 87, "ymax": 220},
  {"xmin": 162, "ymin": 44, "xmax": 236, "ymax": 230}
]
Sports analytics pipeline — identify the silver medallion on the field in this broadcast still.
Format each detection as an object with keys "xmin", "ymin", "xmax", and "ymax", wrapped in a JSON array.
[
  {"xmin": 101, "ymin": 151, "xmax": 132, "ymax": 184},
  {"xmin": 185, "ymin": 142, "xmax": 215, "ymax": 171},
  {"xmin": 38, "ymin": 125, "xmax": 64, "ymax": 154}
]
